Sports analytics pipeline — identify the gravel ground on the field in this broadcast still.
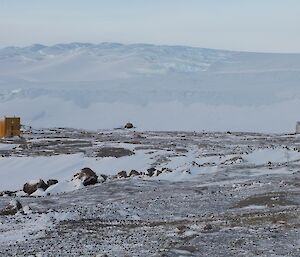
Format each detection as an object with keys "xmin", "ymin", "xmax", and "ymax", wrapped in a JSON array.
[{"xmin": 0, "ymin": 128, "xmax": 299, "ymax": 256}]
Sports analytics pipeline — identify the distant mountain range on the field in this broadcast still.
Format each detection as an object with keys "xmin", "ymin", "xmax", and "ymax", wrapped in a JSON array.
[
  {"xmin": 0, "ymin": 43, "xmax": 300, "ymax": 132},
  {"xmin": 1, "ymin": 42, "xmax": 300, "ymax": 81}
]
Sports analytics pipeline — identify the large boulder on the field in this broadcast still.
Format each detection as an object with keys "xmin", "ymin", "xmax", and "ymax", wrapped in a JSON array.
[
  {"xmin": 73, "ymin": 167, "xmax": 98, "ymax": 186},
  {"xmin": 23, "ymin": 179, "xmax": 48, "ymax": 195},
  {"xmin": 0, "ymin": 200, "xmax": 22, "ymax": 216}
]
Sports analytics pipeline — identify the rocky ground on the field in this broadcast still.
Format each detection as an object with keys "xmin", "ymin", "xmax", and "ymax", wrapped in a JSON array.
[{"xmin": 0, "ymin": 128, "xmax": 299, "ymax": 256}]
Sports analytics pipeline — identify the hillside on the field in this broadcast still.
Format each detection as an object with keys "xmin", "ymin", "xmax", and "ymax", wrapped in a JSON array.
[{"xmin": 0, "ymin": 43, "xmax": 300, "ymax": 132}]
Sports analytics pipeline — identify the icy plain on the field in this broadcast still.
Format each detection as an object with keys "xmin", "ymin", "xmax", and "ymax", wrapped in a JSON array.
[{"xmin": 1, "ymin": 43, "xmax": 300, "ymax": 132}]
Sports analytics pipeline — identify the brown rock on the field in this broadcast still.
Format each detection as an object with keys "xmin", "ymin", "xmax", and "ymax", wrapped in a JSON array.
[
  {"xmin": 124, "ymin": 122, "xmax": 134, "ymax": 129},
  {"xmin": 97, "ymin": 147, "xmax": 134, "ymax": 158},
  {"xmin": 23, "ymin": 179, "xmax": 48, "ymax": 195},
  {"xmin": 0, "ymin": 200, "xmax": 22, "ymax": 216},
  {"xmin": 73, "ymin": 167, "xmax": 98, "ymax": 186}
]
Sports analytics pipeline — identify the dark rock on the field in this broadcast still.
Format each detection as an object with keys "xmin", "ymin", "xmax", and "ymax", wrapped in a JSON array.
[
  {"xmin": 124, "ymin": 122, "xmax": 134, "ymax": 129},
  {"xmin": 129, "ymin": 170, "xmax": 140, "ymax": 177},
  {"xmin": 82, "ymin": 176, "xmax": 98, "ymax": 186},
  {"xmin": 73, "ymin": 167, "xmax": 98, "ymax": 186},
  {"xmin": 156, "ymin": 170, "xmax": 162, "ymax": 176},
  {"xmin": 23, "ymin": 179, "xmax": 48, "ymax": 195},
  {"xmin": 147, "ymin": 168, "xmax": 156, "ymax": 177},
  {"xmin": 0, "ymin": 191, "xmax": 16, "ymax": 197},
  {"xmin": 162, "ymin": 167, "xmax": 173, "ymax": 173},
  {"xmin": 0, "ymin": 200, "xmax": 22, "ymax": 216},
  {"xmin": 203, "ymin": 223, "xmax": 213, "ymax": 231},
  {"xmin": 97, "ymin": 147, "xmax": 134, "ymax": 158},
  {"xmin": 99, "ymin": 174, "xmax": 108, "ymax": 182},
  {"xmin": 117, "ymin": 170, "xmax": 128, "ymax": 178},
  {"xmin": 47, "ymin": 179, "xmax": 58, "ymax": 187}
]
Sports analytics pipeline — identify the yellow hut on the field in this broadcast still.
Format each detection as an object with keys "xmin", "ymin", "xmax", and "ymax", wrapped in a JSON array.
[{"xmin": 0, "ymin": 117, "xmax": 21, "ymax": 138}]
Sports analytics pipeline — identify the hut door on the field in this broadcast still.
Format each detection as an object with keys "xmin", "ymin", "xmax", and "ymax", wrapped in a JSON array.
[{"xmin": 9, "ymin": 120, "xmax": 14, "ymax": 137}]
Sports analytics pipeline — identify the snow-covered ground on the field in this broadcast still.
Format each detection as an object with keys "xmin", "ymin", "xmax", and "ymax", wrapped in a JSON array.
[
  {"xmin": 0, "ymin": 42, "xmax": 300, "ymax": 255},
  {"xmin": 0, "ymin": 143, "xmax": 18, "ymax": 151},
  {"xmin": 1, "ymin": 43, "xmax": 300, "ymax": 132},
  {"xmin": 0, "ymin": 151, "xmax": 155, "ymax": 191},
  {"xmin": 0, "ymin": 128, "xmax": 299, "ymax": 256},
  {"xmin": 1, "ymin": 128, "xmax": 299, "ymax": 193}
]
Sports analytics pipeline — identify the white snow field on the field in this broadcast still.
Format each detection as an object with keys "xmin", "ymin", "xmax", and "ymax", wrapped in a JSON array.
[
  {"xmin": 0, "ymin": 151, "xmax": 155, "ymax": 192},
  {"xmin": 1, "ymin": 43, "xmax": 300, "ymax": 132},
  {"xmin": 1, "ymin": 128, "xmax": 300, "ymax": 194}
]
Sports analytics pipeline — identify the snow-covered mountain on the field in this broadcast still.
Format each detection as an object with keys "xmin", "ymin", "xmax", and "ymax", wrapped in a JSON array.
[{"xmin": 1, "ymin": 42, "xmax": 300, "ymax": 132}]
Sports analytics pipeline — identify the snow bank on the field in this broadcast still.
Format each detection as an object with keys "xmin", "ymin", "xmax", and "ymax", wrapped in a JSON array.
[
  {"xmin": 0, "ymin": 151, "xmax": 154, "ymax": 191},
  {"xmin": 244, "ymin": 148, "xmax": 300, "ymax": 165}
]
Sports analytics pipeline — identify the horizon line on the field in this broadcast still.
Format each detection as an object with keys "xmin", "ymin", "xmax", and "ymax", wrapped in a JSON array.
[{"xmin": 1, "ymin": 41, "xmax": 300, "ymax": 55}]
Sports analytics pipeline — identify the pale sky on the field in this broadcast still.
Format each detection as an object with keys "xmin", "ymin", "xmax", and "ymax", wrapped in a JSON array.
[{"xmin": 1, "ymin": 0, "xmax": 300, "ymax": 52}]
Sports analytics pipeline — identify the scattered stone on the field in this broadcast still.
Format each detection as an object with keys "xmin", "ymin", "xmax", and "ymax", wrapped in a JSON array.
[
  {"xmin": 0, "ymin": 200, "xmax": 22, "ymax": 216},
  {"xmin": 47, "ymin": 179, "xmax": 58, "ymax": 187},
  {"xmin": 23, "ymin": 179, "xmax": 48, "ymax": 195},
  {"xmin": 73, "ymin": 167, "xmax": 98, "ymax": 186},
  {"xmin": 117, "ymin": 170, "xmax": 128, "ymax": 178},
  {"xmin": 124, "ymin": 122, "xmax": 134, "ymax": 129},
  {"xmin": 0, "ymin": 191, "xmax": 16, "ymax": 197},
  {"xmin": 129, "ymin": 170, "xmax": 140, "ymax": 177},
  {"xmin": 162, "ymin": 167, "xmax": 172, "ymax": 173}
]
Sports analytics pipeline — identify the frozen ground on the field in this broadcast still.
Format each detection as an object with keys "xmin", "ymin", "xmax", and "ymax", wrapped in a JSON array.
[{"xmin": 0, "ymin": 128, "xmax": 299, "ymax": 256}]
